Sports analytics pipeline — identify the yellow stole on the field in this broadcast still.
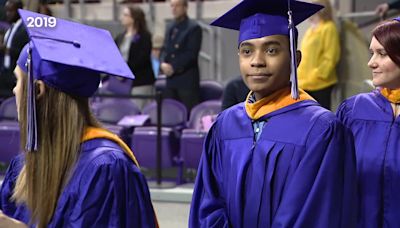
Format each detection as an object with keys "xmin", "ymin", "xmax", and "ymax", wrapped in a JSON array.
[
  {"xmin": 245, "ymin": 87, "xmax": 315, "ymax": 120},
  {"xmin": 82, "ymin": 127, "xmax": 139, "ymax": 167},
  {"xmin": 380, "ymin": 88, "xmax": 400, "ymax": 104}
]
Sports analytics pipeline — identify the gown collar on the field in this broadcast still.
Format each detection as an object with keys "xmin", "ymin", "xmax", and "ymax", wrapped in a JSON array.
[
  {"xmin": 245, "ymin": 86, "xmax": 314, "ymax": 120},
  {"xmin": 82, "ymin": 127, "xmax": 139, "ymax": 167}
]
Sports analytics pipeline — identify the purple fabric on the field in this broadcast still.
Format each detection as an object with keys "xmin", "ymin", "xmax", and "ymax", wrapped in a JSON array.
[
  {"xmin": 16, "ymin": 9, "xmax": 136, "ymax": 152},
  {"xmin": 190, "ymin": 100, "xmax": 357, "ymax": 227},
  {"xmin": 16, "ymin": 9, "xmax": 134, "ymax": 97},
  {"xmin": 336, "ymin": 89, "xmax": 400, "ymax": 227},
  {"xmin": 17, "ymin": 41, "xmax": 101, "ymax": 98},
  {"xmin": 0, "ymin": 124, "xmax": 21, "ymax": 164},
  {"xmin": 132, "ymin": 34, "xmax": 141, "ymax": 43},
  {"xmin": 238, "ymin": 14, "xmax": 292, "ymax": 45},
  {"xmin": 210, "ymin": 0, "xmax": 323, "ymax": 45},
  {"xmin": 0, "ymin": 139, "xmax": 156, "ymax": 227}
]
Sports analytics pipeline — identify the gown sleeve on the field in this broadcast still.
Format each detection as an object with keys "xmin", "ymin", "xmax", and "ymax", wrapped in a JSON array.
[
  {"xmin": 62, "ymin": 157, "xmax": 157, "ymax": 228},
  {"xmin": 189, "ymin": 122, "xmax": 230, "ymax": 228},
  {"xmin": 272, "ymin": 113, "xmax": 358, "ymax": 227},
  {"xmin": 336, "ymin": 99, "xmax": 353, "ymax": 126},
  {"xmin": 0, "ymin": 155, "xmax": 24, "ymax": 217}
]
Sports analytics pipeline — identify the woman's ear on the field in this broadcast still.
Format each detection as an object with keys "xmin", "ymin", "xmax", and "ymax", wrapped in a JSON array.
[
  {"xmin": 35, "ymin": 80, "xmax": 46, "ymax": 99},
  {"xmin": 296, "ymin": 50, "xmax": 302, "ymax": 67}
]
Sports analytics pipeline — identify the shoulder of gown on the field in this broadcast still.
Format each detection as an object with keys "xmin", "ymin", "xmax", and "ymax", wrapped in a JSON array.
[
  {"xmin": 337, "ymin": 90, "xmax": 391, "ymax": 124},
  {"xmin": 0, "ymin": 154, "xmax": 25, "ymax": 217},
  {"xmin": 49, "ymin": 138, "xmax": 157, "ymax": 228}
]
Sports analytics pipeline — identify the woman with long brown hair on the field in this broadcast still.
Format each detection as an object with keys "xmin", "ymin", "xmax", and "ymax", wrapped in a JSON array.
[
  {"xmin": 0, "ymin": 9, "xmax": 157, "ymax": 228},
  {"xmin": 115, "ymin": 6, "xmax": 155, "ymax": 109},
  {"xmin": 337, "ymin": 17, "xmax": 400, "ymax": 227}
]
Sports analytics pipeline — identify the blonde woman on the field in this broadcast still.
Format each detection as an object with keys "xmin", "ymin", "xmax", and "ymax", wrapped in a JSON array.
[
  {"xmin": 297, "ymin": 0, "xmax": 340, "ymax": 110},
  {"xmin": 0, "ymin": 10, "xmax": 158, "ymax": 228}
]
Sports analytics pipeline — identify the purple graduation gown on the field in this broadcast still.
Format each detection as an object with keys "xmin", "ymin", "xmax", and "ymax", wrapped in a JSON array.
[
  {"xmin": 337, "ymin": 90, "xmax": 400, "ymax": 228},
  {"xmin": 0, "ymin": 138, "xmax": 156, "ymax": 228},
  {"xmin": 190, "ymin": 100, "xmax": 357, "ymax": 228}
]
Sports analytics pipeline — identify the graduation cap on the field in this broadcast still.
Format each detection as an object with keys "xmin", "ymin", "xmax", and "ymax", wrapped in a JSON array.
[
  {"xmin": 210, "ymin": 0, "xmax": 323, "ymax": 99},
  {"xmin": 16, "ymin": 9, "xmax": 134, "ymax": 151},
  {"xmin": 395, "ymin": 17, "xmax": 400, "ymax": 22}
]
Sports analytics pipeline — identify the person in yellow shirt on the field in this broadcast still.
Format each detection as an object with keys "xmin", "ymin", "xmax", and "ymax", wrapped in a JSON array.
[{"xmin": 297, "ymin": 0, "xmax": 340, "ymax": 110}]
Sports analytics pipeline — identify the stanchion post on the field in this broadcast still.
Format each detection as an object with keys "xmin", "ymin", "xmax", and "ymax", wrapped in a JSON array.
[{"xmin": 156, "ymin": 91, "xmax": 162, "ymax": 185}]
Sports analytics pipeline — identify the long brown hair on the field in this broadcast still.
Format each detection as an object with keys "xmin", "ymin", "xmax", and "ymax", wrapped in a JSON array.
[
  {"xmin": 372, "ymin": 19, "xmax": 400, "ymax": 67},
  {"xmin": 13, "ymin": 73, "xmax": 101, "ymax": 227},
  {"xmin": 127, "ymin": 6, "xmax": 149, "ymax": 34}
]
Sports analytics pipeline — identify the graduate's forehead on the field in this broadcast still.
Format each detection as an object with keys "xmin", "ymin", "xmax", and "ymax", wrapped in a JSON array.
[
  {"xmin": 369, "ymin": 36, "xmax": 384, "ymax": 50},
  {"xmin": 239, "ymin": 35, "xmax": 289, "ymax": 48}
]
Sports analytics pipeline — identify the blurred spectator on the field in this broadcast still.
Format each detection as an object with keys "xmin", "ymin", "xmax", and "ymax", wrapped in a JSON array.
[
  {"xmin": 38, "ymin": 3, "xmax": 53, "ymax": 16},
  {"xmin": 222, "ymin": 76, "xmax": 249, "ymax": 110},
  {"xmin": 375, "ymin": 1, "xmax": 400, "ymax": 17},
  {"xmin": 115, "ymin": 6, "xmax": 155, "ymax": 109},
  {"xmin": 297, "ymin": 0, "xmax": 340, "ymax": 110},
  {"xmin": 160, "ymin": 0, "xmax": 202, "ymax": 111},
  {"xmin": 151, "ymin": 34, "xmax": 163, "ymax": 77},
  {"xmin": 0, "ymin": 0, "xmax": 28, "ymax": 99},
  {"xmin": 0, "ymin": 0, "xmax": 8, "ymax": 75},
  {"xmin": 0, "ymin": 0, "xmax": 6, "ymax": 21}
]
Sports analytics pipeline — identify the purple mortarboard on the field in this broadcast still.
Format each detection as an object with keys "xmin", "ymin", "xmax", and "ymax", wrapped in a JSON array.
[
  {"xmin": 16, "ymin": 9, "xmax": 134, "ymax": 151},
  {"xmin": 211, "ymin": 0, "xmax": 323, "ymax": 99},
  {"xmin": 394, "ymin": 17, "xmax": 400, "ymax": 22}
]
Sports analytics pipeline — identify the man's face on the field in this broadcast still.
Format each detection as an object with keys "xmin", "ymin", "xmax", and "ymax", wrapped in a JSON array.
[
  {"xmin": 239, "ymin": 35, "xmax": 294, "ymax": 100},
  {"xmin": 170, "ymin": 0, "xmax": 187, "ymax": 20},
  {"xmin": 5, "ymin": 1, "xmax": 19, "ymax": 23}
]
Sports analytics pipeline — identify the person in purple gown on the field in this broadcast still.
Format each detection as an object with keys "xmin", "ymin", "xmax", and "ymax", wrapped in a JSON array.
[
  {"xmin": 189, "ymin": 0, "xmax": 358, "ymax": 227},
  {"xmin": 336, "ymin": 17, "xmax": 400, "ymax": 228},
  {"xmin": 0, "ymin": 9, "xmax": 158, "ymax": 228}
]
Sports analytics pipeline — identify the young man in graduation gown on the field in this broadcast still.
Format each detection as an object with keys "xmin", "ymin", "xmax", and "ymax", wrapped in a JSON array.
[{"xmin": 189, "ymin": 0, "xmax": 358, "ymax": 227}]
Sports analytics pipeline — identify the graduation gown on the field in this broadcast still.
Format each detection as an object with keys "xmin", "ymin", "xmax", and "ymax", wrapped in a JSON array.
[
  {"xmin": 190, "ymin": 100, "xmax": 357, "ymax": 228},
  {"xmin": 0, "ymin": 138, "xmax": 156, "ymax": 228},
  {"xmin": 337, "ymin": 90, "xmax": 400, "ymax": 228}
]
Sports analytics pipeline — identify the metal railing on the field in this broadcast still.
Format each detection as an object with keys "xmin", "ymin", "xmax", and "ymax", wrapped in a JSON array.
[{"xmin": 338, "ymin": 10, "xmax": 399, "ymax": 28}]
